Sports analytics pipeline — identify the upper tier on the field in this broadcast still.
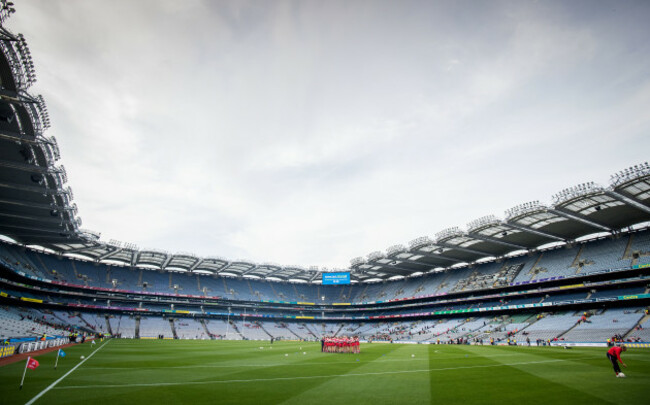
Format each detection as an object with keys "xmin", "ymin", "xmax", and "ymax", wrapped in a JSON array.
[{"xmin": 1, "ymin": 228, "xmax": 648, "ymax": 304}]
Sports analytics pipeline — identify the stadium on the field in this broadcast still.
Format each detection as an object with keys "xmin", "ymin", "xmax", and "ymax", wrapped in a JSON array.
[{"xmin": 1, "ymin": 1, "xmax": 650, "ymax": 404}]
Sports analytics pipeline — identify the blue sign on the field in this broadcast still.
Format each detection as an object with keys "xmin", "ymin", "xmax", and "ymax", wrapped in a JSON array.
[{"xmin": 322, "ymin": 272, "xmax": 350, "ymax": 285}]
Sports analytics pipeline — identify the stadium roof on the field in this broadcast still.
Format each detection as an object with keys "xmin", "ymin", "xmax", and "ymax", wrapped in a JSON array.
[
  {"xmin": 351, "ymin": 170, "xmax": 650, "ymax": 281},
  {"xmin": 1, "ymin": 6, "xmax": 650, "ymax": 283}
]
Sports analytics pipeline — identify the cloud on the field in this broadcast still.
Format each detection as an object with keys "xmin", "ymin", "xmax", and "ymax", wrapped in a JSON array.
[{"xmin": 9, "ymin": 0, "xmax": 650, "ymax": 268}]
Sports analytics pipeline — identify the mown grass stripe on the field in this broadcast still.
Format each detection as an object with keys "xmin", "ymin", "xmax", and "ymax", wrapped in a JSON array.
[
  {"xmin": 55, "ymin": 356, "xmax": 595, "ymax": 390},
  {"xmin": 81, "ymin": 350, "xmax": 545, "ymax": 370}
]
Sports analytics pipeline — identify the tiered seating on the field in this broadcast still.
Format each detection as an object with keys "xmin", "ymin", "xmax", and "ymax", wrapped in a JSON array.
[
  {"xmin": 139, "ymin": 316, "xmax": 172, "ymax": 338},
  {"xmin": 361, "ymin": 322, "xmax": 393, "ymax": 340},
  {"xmin": 471, "ymin": 315, "xmax": 530, "ymax": 342},
  {"xmin": 288, "ymin": 323, "xmax": 314, "ymax": 339},
  {"xmin": 141, "ymin": 270, "xmax": 170, "ymax": 293},
  {"xmin": 453, "ymin": 263, "xmax": 502, "ymax": 292},
  {"xmin": 79, "ymin": 312, "xmax": 107, "ymax": 333},
  {"xmin": 238, "ymin": 322, "xmax": 270, "ymax": 340},
  {"xmin": 562, "ymin": 309, "xmax": 643, "ymax": 342},
  {"xmin": 0, "ymin": 307, "xmax": 69, "ymax": 339},
  {"xmin": 37, "ymin": 253, "xmax": 77, "ymax": 282},
  {"xmin": 194, "ymin": 277, "xmax": 227, "ymax": 298},
  {"xmin": 379, "ymin": 321, "xmax": 419, "ymax": 341},
  {"xmin": 628, "ymin": 231, "xmax": 650, "ymax": 266},
  {"xmin": 49, "ymin": 311, "xmax": 89, "ymax": 331},
  {"xmin": 0, "ymin": 245, "xmax": 44, "ymax": 278},
  {"xmin": 412, "ymin": 318, "xmax": 465, "ymax": 342},
  {"xmin": 499, "ymin": 263, "xmax": 526, "ymax": 286},
  {"xmin": 262, "ymin": 322, "xmax": 296, "ymax": 340},
  {"xmin": 378, "ymin": 281, "xmax": 405, "ymax": 299},
  {"xmin": 174, "ymin": 319, "xmax": 208, "ymax": 339},
  {"xmin": 108, "ymin": 315, "xmax": 136, "ymax": 338},
  {"xmin": 169, "ymin": 273, "xmax": 202, "ymax": 295},
  {"xmin": 527, "ymin": 247, "xmax": 580, "ymax": 280},
  {"xmin": 3, "ymin": 229, "xmax": 647, "ymax": 304},
  {"xmin": 276, "ymin": 323, "xmax": 308, "ymax": 339},
  {"xmin": 200, "ymin": 319, "xmax": 240, "ymax": 339},
  {"xmin": 300, "ymin": 323, "xmax": 321, "ymax": 338},
  {"xmin": 579, "ymin": 237, "xmax": 630, "ymax": 271},
  {"xmin": 101, "ymin": 266, "xmax": 140, "ymax": 289},
  {"xmin": 515, "ymin": 312, "xmax": 577, "ymax": 342},
  {"xmin": 336, "ymin": 323, "xmax": 360, "ymax": 336},
  {"xmin": 441, "ymin": 318, "xmax": 486, "ymax": 340},
  {"xmin": 360, "ymin": 283, "xmax": 388, "ymax": 301},
  {"xmin": 472, "ymin": 317, "xmax": 507, "ymax": 340},
  {"xmin": 348, "ymin": 323, "xmax": 379, "ymax": 338},
  {"xmin": 438, "ymin": 268, "xmax": 474, "ymax": 293},
  {"xmin": 627, "ymin": 322, "xmax": 650, "ymax": 342},
  {"xmin": 223, "ymin": 278, "xmax": 259, "ymax": 301}
]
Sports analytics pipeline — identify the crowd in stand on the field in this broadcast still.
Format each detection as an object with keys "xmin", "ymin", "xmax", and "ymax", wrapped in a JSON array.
[
  {"xmin": 368, "ymin": 333, "xmax": 393, "ymax": 342},
  {"xmin": 321, "ymin": 336, "xmax": 360, "ymax": 353},
  {"xmin": 607, "ymin": 332, "xmax": 645, "ymax": 344}
]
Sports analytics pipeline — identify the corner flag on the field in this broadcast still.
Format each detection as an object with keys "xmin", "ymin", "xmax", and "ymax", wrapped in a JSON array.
[
  {"xmin": 54, "ymin": 349, "xmax": 66, "ymax": 369},
  {"xmin": 20, "ymin": 357, "xmax": 39, "ymax": 389},
  {"xmin": 27, "ymin": 358, "xmax": 39, "ymax": 370}
]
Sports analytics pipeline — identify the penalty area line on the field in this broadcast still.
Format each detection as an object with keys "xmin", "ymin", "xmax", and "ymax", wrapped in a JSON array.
[
  {"xmin": 54, "ymin": 356, "xmax": 596, "ymax": 390},
  {"xmin": 25, "ymin": 339, "xmax": 112, "ymax": 405}
]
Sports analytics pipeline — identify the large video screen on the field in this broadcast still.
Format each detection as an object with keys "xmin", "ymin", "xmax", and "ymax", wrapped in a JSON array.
[{"xmin": 322, "ymin": 272, "xmax": 351, "ymax": 285}]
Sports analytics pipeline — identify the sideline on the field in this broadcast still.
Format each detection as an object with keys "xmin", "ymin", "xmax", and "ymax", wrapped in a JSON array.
[
  {"xmin": 0, "ymin": 341, "xmax": 82, "ymax": 367},
  {"xmin": 54, "ymin": 356, "xmax": 596, "ymax": 390},
  {"xmin": 25, "ymin": 339, "xmax": 112, "ymax": 405}
]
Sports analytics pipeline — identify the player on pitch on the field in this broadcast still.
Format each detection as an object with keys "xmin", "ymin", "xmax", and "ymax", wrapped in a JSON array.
[{"xmin": 606, "ymin": 344, "xmax": 627, "ymax": 377}]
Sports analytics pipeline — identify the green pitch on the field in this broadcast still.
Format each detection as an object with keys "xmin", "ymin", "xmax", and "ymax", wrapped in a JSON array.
[{"xmin": 1, "ymin": 339, "xmax": 649, "ymax": 405}]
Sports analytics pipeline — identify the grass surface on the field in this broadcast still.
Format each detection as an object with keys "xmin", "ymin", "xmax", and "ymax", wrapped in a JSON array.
[{"xmin": 1, "ymin": 339, "xmax": 648, "ymax": 405}]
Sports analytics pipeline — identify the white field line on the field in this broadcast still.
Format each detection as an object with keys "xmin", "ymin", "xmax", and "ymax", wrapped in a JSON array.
[
  {"xmin": 79, "ymin": 354, "xmax": 548, "ymax": 371},
  {"xmin": 25, "ymin": 339, "xmax": 112, "ymax": 405},
  {"xmin": 81, "ymin": 352, "xmax": 555, "ymax": 370},
  {"xmin": 55, "ymin": 356, "xmax": 596, "ymax": 390}
]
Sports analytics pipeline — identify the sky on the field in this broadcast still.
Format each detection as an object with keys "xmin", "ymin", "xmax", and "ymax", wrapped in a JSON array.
[{"xmin": 9, "ymin": 0, "xmax": 650, "ymax": 269}]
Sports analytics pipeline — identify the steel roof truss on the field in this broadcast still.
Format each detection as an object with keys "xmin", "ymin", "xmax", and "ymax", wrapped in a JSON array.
[
  {"xmin": 605, "ymin": 190, "xmax": 650, "ymax": 215},
  {"xmin": 466, "ymin": 232, "xmax": 527, "ymax": 250},
  {"xmin": 503, "ymin": 221, "xmax": 565, "ymax": 242},
  {"xmin": 98, "ymin": 246, "xmax": 121, "ymax": 261},
  {"xmin": 549, "ymin": 207, "xmax": 611, "ymax": 232}
]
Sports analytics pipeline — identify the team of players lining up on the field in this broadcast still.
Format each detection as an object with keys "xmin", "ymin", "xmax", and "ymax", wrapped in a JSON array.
[{"xmin": 321, "ymin": 336, "xmax": 360, "ymax": 353}]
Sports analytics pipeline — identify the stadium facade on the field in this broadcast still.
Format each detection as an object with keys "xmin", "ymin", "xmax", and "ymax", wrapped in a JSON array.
[{"xmin": 1, "ymin": 3, "xmax": 650, "ymax": 354}]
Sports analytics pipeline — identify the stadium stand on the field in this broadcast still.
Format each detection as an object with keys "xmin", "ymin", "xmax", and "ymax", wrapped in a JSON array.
[
  {"xmin": 2, "ymin": 1, "xmax": 650, "ymax": 358},
  {"xmin": 0, "ymin": 229, "xmax": 643, "ymax": 304},
  {"xmin": 0, "ymin": 307, "xmax": 69, "ymax": 339},
  {"xmin": 561, "ymin": 308, "xmax": 644, "ymax": 342},
  {"xmin": 513, "ymin": 312, "xmax": 578, "ymax": 342},
  {"xmin": 108, "ymin": 315, "xmax": 137, "ymax": 339},
  {"xmin": 139, "ymin": 316, "xmax": 173, "ymax": 338},
  {"xmin": 174, "ymin": 319, "xmax": 209, "ymax": 340}
]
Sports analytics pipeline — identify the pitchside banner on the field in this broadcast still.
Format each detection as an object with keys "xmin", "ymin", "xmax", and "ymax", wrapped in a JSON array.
[{"xmin": 322, "ymin": 272, "xmax": 351, "ymax": 285}]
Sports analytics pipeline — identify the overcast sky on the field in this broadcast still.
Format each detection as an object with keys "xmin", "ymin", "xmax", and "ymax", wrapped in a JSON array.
[{"xmin": 10, "ymin": 0, "xmax": 650, "ymax": 269}]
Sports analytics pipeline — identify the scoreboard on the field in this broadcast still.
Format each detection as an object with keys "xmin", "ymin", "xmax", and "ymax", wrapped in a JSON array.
[{"xmin": 322, "ymin": 272, "xmax": 351, "ymax": 285}]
